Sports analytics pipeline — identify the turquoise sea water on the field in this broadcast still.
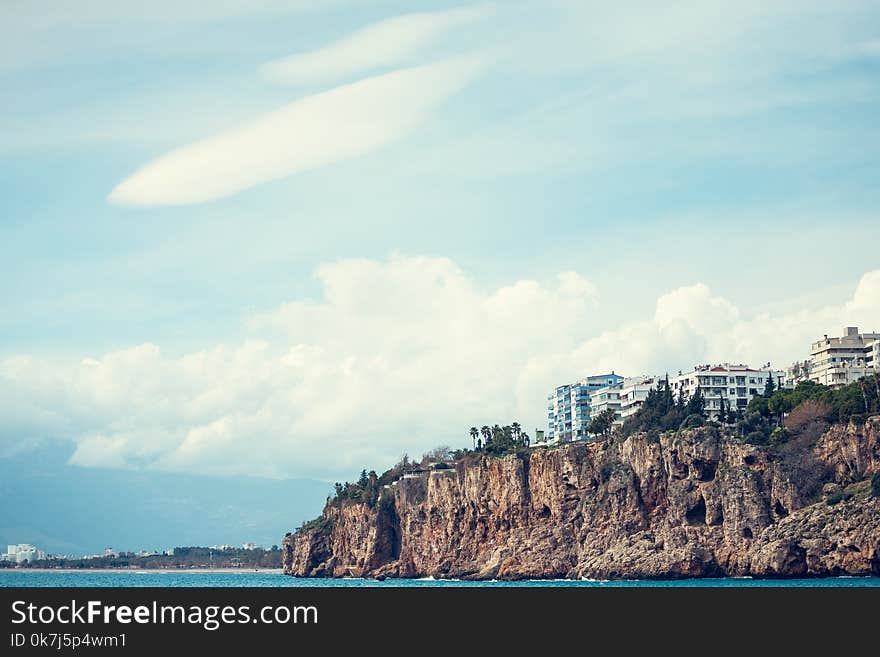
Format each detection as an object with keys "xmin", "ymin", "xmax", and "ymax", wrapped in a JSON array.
[{"xmin": 2, "ymin": 571, "xmax": 880, "ymax": 587}]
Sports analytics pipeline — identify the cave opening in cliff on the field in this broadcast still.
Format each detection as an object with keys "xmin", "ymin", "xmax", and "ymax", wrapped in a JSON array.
[
  {"xmin": 741, "ymin": 527, "xmax": 753, "ymax": 539},
  {"xmin": 693, "ymin": 459, "xmax": 717, "ymax": 482},
  {"xmin": 774, "ymin": 501, "xmax": 789, "ymax": 518},
  {"xmin": 685, "ymin": 497, "xmax": 707, "ymax": 525},
  {"xmin": 537, "ymin": 504, "xmax": 551, "ymax": 518}
]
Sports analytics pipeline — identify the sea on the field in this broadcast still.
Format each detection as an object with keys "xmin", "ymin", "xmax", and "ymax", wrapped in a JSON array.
[{"xmin": 2, "ymin": 571, "xmax": 880, "ymax": 587}]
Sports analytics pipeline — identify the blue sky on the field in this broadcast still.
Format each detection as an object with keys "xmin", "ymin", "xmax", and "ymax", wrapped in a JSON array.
[{"xmin": 2, "ymin": 0, "xmax": 880, "ymax": 504}]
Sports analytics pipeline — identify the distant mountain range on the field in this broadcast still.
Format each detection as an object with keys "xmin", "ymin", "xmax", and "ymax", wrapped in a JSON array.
[{"xmin": 0, "ymin": 445, "xmax": 331, "ymax": 555}]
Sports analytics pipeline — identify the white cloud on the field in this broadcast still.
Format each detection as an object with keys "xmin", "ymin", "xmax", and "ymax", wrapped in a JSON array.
[
  {"xmin": 0, "ymin": 256, "xmax": 597, "ymax": 478},
  {"xmin": 261, "ymin": 6, "xmax": 492, "ymax": 84},
  {"xmin": 108, "ymin": 55, "xmax": 485, "ymax": 206},
  {"xmin": 2, "ymin": 257, "xmax": 878, "ymax": 480},
  {"xmin": 572, "ymin": 272, "xmax": 880, "ymax": 377}
]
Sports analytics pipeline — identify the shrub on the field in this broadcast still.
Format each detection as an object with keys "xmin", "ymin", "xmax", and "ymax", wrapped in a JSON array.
[
  {"xmin": 777, "ymin": 428, "xmax": 833, "ymax": 503},
  {"xmin": 770, "ymin": 427, "xmax": 790, "ymax": 445},
  {"xmin": 784, "ymin": 399, "xmax": 830, "ymax": 434},
  {"xmin": 679, "ymin": 414, "xmax": 705, "ymax": 430},
  {"xmin": 826, "ymin": 490, "xmax": 844, "ymax": 506},
  {"xmin": 745, "ymin": 431, "xmax": 768, "ymax": 446},
  {"xmin": 298, "ymin": 516, "xmax": 333, "ymax": 534}
]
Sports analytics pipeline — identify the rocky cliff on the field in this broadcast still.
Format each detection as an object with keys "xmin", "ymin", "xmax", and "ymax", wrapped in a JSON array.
[{"xmin": 283, "ymin": 417, "xmax": 880, "ymax": 579}]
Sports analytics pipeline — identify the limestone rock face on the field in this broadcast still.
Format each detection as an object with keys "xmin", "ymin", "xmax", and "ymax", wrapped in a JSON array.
[{"xmin": 283, "ymin": 421, "xmax": 880, "ymax": 580}]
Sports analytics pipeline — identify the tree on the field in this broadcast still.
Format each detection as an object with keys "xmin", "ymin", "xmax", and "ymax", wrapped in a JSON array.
[
  {"xmin": 511, "ymin": 422, "xmax": 521, "ymax": 440},
  {"xmin": 767, "ymin": 392, "xmax": 791, "ymax": 427},
  {"xmin": 588, "ymin": 408, "xmax": 618, "ymax": 440},
  {"xmin": 521, "ymin": 432, "xmax": 530, "ymax": 447},
  {"xmin": 662, "ymin": 374, "xmax": 674, "ymax": 413},
  {"xmin": 676, "ymin": 387, "xmax": 687, "ymax": 410},
  {"xmin": 763, "ymin": 372, "xmax": 776, "ymax": 398},
  {"xmin": 686, "ymin": 386, "xmax": 705, "ymax": 418},
  {"xmin": 358, "ymin": 469, "xmax": 369, "ymax": 488},
  {"xmin": 421, "ymin": 445, "xmax": 452, "ymax": 465},
  {"xmin": 469, "ymin": 427, "xmax": 479, "ymax": 449},
  {"xmin": 717, "ymin": 396, "xmax": 727, "ymax": 424},
  {"xmin": 480, "ymin": 425, "xmax": 491, "ymax": 449}
]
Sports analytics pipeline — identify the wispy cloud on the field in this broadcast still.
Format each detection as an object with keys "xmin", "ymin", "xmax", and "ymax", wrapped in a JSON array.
[
  {"xmin": 108, "ymin": 55, "xmax": 485, "ymax": 206},
  {"xmin": 260, "ymin": 5, "xmax": 492, "ymax": 85}
]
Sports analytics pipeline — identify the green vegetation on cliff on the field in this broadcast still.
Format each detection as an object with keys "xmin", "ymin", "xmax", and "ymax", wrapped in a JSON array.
[
  {"xmin": 619, "ymin": 374, "xmax": 880, "ymax": 446},
  {"xmin": 299, "ymin": 375, "xmax": 880, "ymax": 535}
]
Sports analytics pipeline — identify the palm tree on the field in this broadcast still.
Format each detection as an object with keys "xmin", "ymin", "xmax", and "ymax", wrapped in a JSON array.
[
  {"xmin": 480, "ymin": 425, "xmax": 491, "ymax": 448},
  {"xmin": 511, "ymin": 422, "xmax": 521, "ymax": 441},
  {"xmin": 521, "ymin": 432, "xmax": 530, "ymax": 447},
  {"xmin": 469, "ymin": 427, "xmax": 479, "ymax": 450}
]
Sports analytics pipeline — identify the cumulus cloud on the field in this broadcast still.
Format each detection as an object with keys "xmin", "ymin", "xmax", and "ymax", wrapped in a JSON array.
[
  {"xmin": 261, "ymin": 6, "xmax": 492, "ymax": 84},
  {"xmin": 108, "ymin": 55, "xmax": 485, "ymax": 206},
  {"xmin": 572, "ymin": 274, "xmax": 880, "ymax": 376},
  {"xmin": 2, "ymin": 257, "xmax": 878, "ymax": 480},
  {"xmin": 0, "ymin": 256, "xmax": 597, "ymax": 478}
]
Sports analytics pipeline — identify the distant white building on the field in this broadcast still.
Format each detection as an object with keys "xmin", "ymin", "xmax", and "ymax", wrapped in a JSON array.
[
  {"xmin": 669, "ymin": 363, "xmax": 784, "ymax": 420},
  {"xmin": 785, "ymin": 359, "xmax": 812, "ymax": 387},
  {"xmin": 242, "ymin": 542, "xmax": 258, "ymax": 550},
  {"xmin": 793, "ymin": 327, "xmax": 880, "ymax": 389},
  {"xmin": 103, "ymin": 547, "xmax": 116, "ymax": 557},
  {"xmin": 589, "ymin": 376, "xmax": 663, "ymax": 429},
  {"xmin": 589, "ymin": 384, "xmax": 622, "ymax": 418},
  {"xmin": 6, "ymin": 544, "xmax": 44, "ymax": 564},
  {"xmin": 618, "ymin": 376, "xmax": 663, "ymax": 423},
  {"xmin": 544, "ymin": 373, "xmax": 624, "ymax": 443}
]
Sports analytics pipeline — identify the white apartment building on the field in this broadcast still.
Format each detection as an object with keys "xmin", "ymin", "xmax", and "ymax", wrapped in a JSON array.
[
  {"xmin": 545, "ymin": 373, "xmax": 624, "ymax": 443},
  {"xmin": 802, "ymin": 327, "xmax": 880, "ymax": 388},
  {"xmin": 670, "ymin": 364, "xmax": 784, "ymax": 420},
  {"xmin": 618, "ymin": 376, "xmax": 662, "ymax": 422},
  {"xmin": 6, "ymin": 544, "xmax": 45, "ymax": 564},
  {"xmin": 869, "ymin": 340, "xmax": 880, "ymax": 371},
  {"xmin": 589, "ymin": 385, "xmax": 621, "ymax": 417},
  {"xmin": 589, "ymin": 376, "xmax": 659, "ymax": 428},
  {"xmin": 785, "ymin": 359, "xmax": 812, "ymax": 387}
]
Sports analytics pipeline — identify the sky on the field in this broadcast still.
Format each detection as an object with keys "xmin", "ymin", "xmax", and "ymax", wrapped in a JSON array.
[{"xmin": 2, "ymin": 1, "xmax": 880, "ymax": 546}]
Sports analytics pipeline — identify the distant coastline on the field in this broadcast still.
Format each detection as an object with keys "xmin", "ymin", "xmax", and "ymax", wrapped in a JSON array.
[{"xmin": 2, "ymin": 567, "xmax": 282, "ymax": 574}]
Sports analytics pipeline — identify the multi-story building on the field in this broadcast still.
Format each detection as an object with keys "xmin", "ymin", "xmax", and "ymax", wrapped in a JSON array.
[
  {"xmin": 802, "ymin": 327, "xmax": 880, "ymax": 388},
  {"xmin": 590, "ymin": 376, "xmax": 659, "ymax": 428},
  {"xmin": 589, "ymin": 384, "xmax": 621, "ymax": 418},
  {"xmin": 785, "ymin": 359, "xmax": 812, "ymax": 388},
  {"xmin": 6, "ymin": 544, "xmax": 43, "ymax": 564},
  {"xmin": 869, "ymin": 340, "xmax": 880, "ymax": 371},
  {"xmin": 669, "ymin": 364, "xmax": 784, "ymax": 420},
  {"xmin": 545, "ymin": 373, "xmax": 624, "ymax": 443},
  {"xmin": 618, "ymin": 376, "xmax": 662, "ymax": 423}
]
